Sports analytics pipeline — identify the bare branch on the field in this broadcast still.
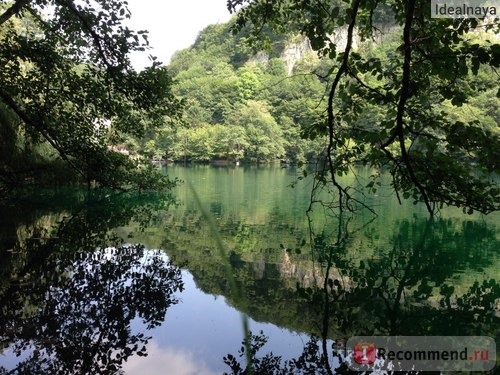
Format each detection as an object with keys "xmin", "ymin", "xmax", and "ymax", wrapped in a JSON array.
[{"xmin": 323, "ymin": 0, "xmax": 378, "ymax": 215}]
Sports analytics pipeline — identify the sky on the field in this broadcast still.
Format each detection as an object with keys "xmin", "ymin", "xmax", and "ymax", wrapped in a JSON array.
[{"xmin": 126, "ymin": 0, "xmax": 234, "ymax": 70}]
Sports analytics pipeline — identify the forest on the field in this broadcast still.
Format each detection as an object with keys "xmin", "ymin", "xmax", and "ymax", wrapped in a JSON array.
[
  {"xmin": 0, "ymin": 0, "xmax": 499, "ymax": 215},
  {"xmin": 137, "ymin": 20, "xmax": 499, "ymax": 167},
  {"xmin": 0, "ymin": 1, "xmax": 499, "ymax": 373}
]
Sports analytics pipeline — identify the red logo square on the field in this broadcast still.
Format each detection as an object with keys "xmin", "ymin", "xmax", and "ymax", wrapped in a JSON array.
[{"xmin": 354, "ymin": 342, "xmax": 376, "ymax": 364}]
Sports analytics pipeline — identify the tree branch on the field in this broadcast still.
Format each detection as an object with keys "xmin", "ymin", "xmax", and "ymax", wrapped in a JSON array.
[
  {"xmin": 53, "ymin": 0, "xmax": 114, "ymax": 69},
  {"xmin": 324, "ymin": 0, "xmax": 377, "ymax": 215},
  {"xmin": 0, "ymin": 87, "xmax": 86, "ymax": 179},
  {"xmin": 395, "ymin": 0, "xmax": 434, "ymax": 216},
  {"xmin": 0, "ymin": 0, "xmax": 29, "ymax": 27}
]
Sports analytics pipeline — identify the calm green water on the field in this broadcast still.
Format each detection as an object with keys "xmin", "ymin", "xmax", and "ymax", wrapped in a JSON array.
[{"xmin": 0, "ymin": 165, "xmax": 498, "ymax": 374}]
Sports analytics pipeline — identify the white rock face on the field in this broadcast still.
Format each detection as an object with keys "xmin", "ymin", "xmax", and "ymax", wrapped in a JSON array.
[
  {"xmin": 328, "ymin": 26, "xmax": 360, "ymax": 51},
  {"xmin": 281, "ymin": 37, "xmax": 312, "ymax": 75},
  {"xmin": 249, "ymin": 50, "xmax": 270, "ymax": 66},
  {"xmin": 279, "ymin": 28, "xmax": 361, "ymax": 75}
]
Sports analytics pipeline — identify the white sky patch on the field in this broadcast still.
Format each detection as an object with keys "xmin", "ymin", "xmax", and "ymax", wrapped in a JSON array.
[
  {"xmin": 126, "ymin": 0, "xmax": 233, "ymax": 70},
  {"xmin": 122, "ymin": 340, "xmax": 219, "ymax": 375}
]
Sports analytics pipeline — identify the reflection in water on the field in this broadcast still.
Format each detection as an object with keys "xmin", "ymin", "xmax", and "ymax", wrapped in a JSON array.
[
  {"xmin": 307, "ymin": 217, "xmax": 499, "ymax": 338},
  {"xmin": 154, "ymin": 205, "xmax": 498, "ymax": 340},
  {"xmin": 0, "ymin": 191, "xmax": 183, "ymax": 375},
  {"xmin": 123, "ymin": 341, "xmax": 218, "ymax": 375},
  {"xmin": 0, "ymin": 167, "xmax": 498, "ymax": 374},
  {"xmin": 222, "ymin": 216, "xmax": 499, "ymax": 374}
]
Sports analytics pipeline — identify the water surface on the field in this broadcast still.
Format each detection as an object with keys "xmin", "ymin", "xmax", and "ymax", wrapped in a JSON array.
[{"xmin": 0, "ymin": 165, "xmax": 498, "ymax": 374}]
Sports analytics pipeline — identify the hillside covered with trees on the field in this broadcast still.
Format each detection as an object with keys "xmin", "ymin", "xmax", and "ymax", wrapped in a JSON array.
[
  {"xmin": 1, "ymin": 0, "xmax": 498, "ymax": 215},
  {"xmin": 134, "ymin": 22, "xmax": 327, "ymax": 164},
  {"xmin": 137, "ymin": 16, "xmax": 498, "ymax": 173}
]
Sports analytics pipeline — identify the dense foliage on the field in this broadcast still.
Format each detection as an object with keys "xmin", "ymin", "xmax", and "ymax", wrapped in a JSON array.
[
  {"xmin": 138, "ymin": 22, "xmax": 327, "ymax": 164},
  {"xmin": 1, "ymin": 0, "xmax": 498, "ymax": 215},
  {"xmin": 0, "ymin": 0, "xmax": 181, "ymax": 191},
  {"xmin": 224, "ymin": 0, "xmax": 499, "ymax": 215}
]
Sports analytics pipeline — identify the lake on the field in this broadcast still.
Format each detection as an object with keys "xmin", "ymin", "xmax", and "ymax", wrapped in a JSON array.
[{"xmin": 0, "ymin": 165, "xmax": 498, "ymax": 374}]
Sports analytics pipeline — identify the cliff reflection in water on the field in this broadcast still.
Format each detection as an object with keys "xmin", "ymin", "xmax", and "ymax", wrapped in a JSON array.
[
  {"xmin": 0, "ymin": 166, "xmax": 498, "ymax": 374},
  {"xmin": 0, "ymin": 191, "xmax": 183, "ymax": 375},
  {"xmin": 152, "ymin": 206, "xmax": 498, "ymax": 340},
  {"xmin": 221, "ymin": 217, "xmax": 499, "ymax": 374}
]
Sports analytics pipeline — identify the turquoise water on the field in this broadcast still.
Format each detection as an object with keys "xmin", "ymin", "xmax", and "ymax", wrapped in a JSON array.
[{"xmin": 0, "ymin": 165, "xmax": 498, "ymax": 374}]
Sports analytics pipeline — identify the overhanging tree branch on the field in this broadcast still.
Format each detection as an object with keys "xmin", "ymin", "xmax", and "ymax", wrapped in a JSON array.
[
  {"xmin": 323, "ymin": 0, "xmax": 377, "ymax": 215},
  {"xmin": 0, "ymin": 0, "xmax": 29, "ymax": 27},
  {"xmin": 53, "ymin": 0, "xmax": 114, "ymax": 69},
  {"xmin": 0, "ymin": 87, "xmax": 87, "ymax": 179},
  {"xmin": 395, "ymin": 0, "xmax": 434, "ymax": 216}
]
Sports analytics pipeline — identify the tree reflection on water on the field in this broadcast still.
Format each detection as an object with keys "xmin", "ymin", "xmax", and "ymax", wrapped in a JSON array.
[
  {"xmin": 0, "ymin": 191, "xmax": 183, "ymax": 375},
  {"xmin": 0, "ymin": 186, "xmax": 498, "ymax": 374},
  {"xmin": 222, "ymin": 217, "xmax": 499, "ymax": 374}
]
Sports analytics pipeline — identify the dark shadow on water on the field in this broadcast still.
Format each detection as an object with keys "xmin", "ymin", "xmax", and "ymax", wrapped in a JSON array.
[{"xmin": 0, "ymin": 190, "xmax": 183, "ymax": 375}]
